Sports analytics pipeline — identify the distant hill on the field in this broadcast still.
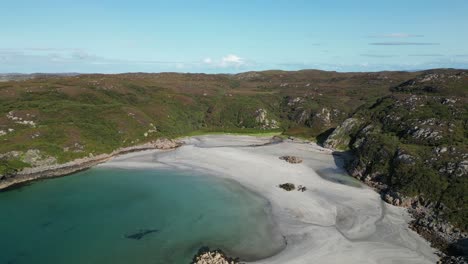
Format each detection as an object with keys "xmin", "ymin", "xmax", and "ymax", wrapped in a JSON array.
[{"xmin": 0, "ymin": 73, "xmax": 80, "ymax": 82}]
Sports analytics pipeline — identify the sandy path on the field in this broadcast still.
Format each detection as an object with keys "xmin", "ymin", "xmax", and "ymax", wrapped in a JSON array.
[{"xmin": 100, "ymin": 135, "xmax": 438, "ymax": 264}]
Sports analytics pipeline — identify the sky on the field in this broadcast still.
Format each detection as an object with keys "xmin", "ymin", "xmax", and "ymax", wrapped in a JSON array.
[{"xmin": 1, "ymin": 0, "xmax": 468, "ymax": 73}]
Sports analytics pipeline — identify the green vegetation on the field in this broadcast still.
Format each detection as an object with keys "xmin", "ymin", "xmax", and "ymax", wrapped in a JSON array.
[
  {"xmin": 1, "ymin": 70, "xmax": 410, "ymax": 164},
  {"xmin": 343, "ymin": 89, "xmax": 468, "ymax": 229},
  {"xmin": 0, "ymin": 69, "xmax": 466, "ymax": 229},
  {"xmin": 0, "ymin": 158, "xmax": 30, "ymax": 177},
  {"xmin": 184, "ymin": 129, "xmax": 283, "ymax": 137}
]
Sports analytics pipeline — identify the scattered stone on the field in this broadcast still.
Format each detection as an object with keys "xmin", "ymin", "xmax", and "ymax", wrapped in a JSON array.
[
  {"xmin": 297, "ymin": 185, "xmax": 307, "ymax": 192},
  {"xmin": 6, "ymin": 111, "xmax": 36, "ymax": 127},
  {"xmin": 278, "ymin": 183, "xmax": 295, "ymax": 191},
  {"xmin": 437, "ymin": 255, "xmax": 467, "ymax": 264},
  {"xmin": 279, "ymin": 156, "xmax": 303, "ymax": 164}
]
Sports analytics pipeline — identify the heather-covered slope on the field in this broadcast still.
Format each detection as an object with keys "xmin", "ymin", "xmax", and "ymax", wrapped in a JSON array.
[{"xmin": 0, "ymin": 70, "xmax": 416, "ymax": 175}]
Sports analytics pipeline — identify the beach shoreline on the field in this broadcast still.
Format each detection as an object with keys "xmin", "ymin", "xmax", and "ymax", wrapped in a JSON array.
[
  {"xmin": 100, "ymin": 135, "xmax": 438, "ymax": 264},
  {"xmin": 0, "ymin": 138, "xmax": 181, "ymax": 191},
  {"xmin": 0, "ymin": 135, "xmax": 442, "ymax": 263}
]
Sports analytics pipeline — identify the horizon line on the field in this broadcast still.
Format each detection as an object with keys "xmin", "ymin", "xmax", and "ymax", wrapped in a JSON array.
[{"xmin": 1, "ymin": 67, "xmax": 467, "ymax": 76}]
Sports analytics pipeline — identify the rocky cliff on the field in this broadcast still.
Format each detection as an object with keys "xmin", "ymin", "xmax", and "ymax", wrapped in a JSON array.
[{"xmin": 323, "ymin": 72, "xmax": 468, "ymax": 262}]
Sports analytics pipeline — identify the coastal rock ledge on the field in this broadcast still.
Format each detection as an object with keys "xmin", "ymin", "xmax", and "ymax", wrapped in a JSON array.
[{"xmin": 191, "ymin": 248, "xmax": 240, "ymax": 264}]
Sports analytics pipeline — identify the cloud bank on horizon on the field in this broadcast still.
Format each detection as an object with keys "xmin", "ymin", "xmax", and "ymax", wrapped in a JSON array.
[{"xmin": 1, "ymin": 0, "xmax": 467, "ymax": 73}]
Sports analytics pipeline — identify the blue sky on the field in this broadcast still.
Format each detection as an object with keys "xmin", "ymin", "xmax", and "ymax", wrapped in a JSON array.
[{"xmin": 1, "ymin": 0, "xmax": 468, "ymax": 73}]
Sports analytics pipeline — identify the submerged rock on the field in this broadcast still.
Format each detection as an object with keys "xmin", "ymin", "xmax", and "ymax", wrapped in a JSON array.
[{"xmin": 124, "ymin": 229, "xmax": 159, "ymax": 240}]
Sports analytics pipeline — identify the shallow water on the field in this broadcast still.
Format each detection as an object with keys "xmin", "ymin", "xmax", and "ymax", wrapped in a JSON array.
[{"xmin": 0, "ymin": 168, "xmax": 284, "ymax": 264}]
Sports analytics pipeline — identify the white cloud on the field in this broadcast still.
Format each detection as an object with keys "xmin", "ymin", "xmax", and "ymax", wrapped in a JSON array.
[
  {"xmin": 201, "ymin": 54, "xmax": 248, "ymax": 68},
  {"xmin": 220, "ymin": 54, "xmax": 245, "ymax": 67}
]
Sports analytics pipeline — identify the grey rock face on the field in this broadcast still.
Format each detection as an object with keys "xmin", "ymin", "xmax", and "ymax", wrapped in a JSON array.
[{"xmin": 323, "ymin": 117, "xmax": 363, "ymax": 150}]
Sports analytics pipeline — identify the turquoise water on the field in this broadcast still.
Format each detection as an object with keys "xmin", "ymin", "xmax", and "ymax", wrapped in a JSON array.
[{"xmin": 0, "ymin": 168, "xmax": 284, "ymax": 264}]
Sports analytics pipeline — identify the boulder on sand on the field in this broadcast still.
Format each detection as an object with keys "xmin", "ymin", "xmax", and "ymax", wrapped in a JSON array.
[
  {"xmin": 278, "ymin": 183, "xmax": 296, "ymax": 191},
  {"xmin": 279, "ymin": 156, "xmax": 303, "ymax": 164}
]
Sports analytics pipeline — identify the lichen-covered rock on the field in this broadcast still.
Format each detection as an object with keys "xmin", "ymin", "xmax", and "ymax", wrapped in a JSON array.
[
  {"xmin": 22, "ymin": 149, "xmax": 58, "ymax": 167},
  {"xmin": 191, "ymin": 248, "xmax": 239, "ymax": 264},
  {"xmin": 152, "ymin": 138, "xmax": 182, "ymax": 149},
  {"xmin": 323, "ymin": 117, "xmax": 363, "ymax": 150},
  {"xmin": 307, "ymin": 107, "xmax": 344, "ymax": 129},
  {"xmin": 254, "ymin": 108, "xmax": 279, "ymax": 129}
]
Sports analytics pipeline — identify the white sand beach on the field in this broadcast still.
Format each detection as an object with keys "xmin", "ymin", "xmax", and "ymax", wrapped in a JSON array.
[{"xmin": 100, "ymin": 135, "xmax": 438, "ymax": 264}]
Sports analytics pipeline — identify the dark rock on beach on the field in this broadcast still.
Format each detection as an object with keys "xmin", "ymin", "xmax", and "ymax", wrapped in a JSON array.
[
  {"xmin": 279, "ymin": 156, "xmax": 303, "ymax": 164},
  {"xmin": 278, "ymin": 183, "xmax": 295, "ymax": 191}
]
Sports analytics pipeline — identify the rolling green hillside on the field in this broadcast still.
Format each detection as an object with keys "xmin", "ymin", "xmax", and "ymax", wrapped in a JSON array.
[
  {"xmin": 0, "ymin": 70, "xmax": 416, "ymax": 167},
  {"xmin": 1, "ymin": 69, "xmax": 467, "ymax": 232}
]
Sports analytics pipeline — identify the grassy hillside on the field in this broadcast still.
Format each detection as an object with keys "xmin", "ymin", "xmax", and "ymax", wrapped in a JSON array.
[
  {"xmin": 1, "ymin": 71, "xmax": 467, "ymax": 218},
  {"xmin": 0, "ymin": 70, "xmax": 418, "ymax": 167}
]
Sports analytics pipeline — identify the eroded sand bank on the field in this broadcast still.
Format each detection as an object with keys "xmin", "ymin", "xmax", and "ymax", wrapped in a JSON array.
[{"xmin": 100, "ymin": 135, "xmax": 438, "ymax": 264}]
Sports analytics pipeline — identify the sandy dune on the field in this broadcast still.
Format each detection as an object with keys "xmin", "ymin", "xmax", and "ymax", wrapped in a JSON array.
[{"xmin": 100, "ymin": 135, "xmax": 438, "ymax": 264}]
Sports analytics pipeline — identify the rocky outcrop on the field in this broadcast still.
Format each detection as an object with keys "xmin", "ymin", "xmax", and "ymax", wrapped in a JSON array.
[
  {"xmin": 323, "ymin": 117, "xmax": 364, "ymax": 150},
  {"xmin": 391, "ymin": 70, "xmax": 468, "ymax": 95},
  {"xmin": 323, "ymin": 90, "xmax": 467, "ymax": 263},
  {"xmin": 0, "ymin": 149, "xmax": 58, "ymax": 167},
  {"xmin": 306, "ymin": 107, "xmax": 345, "ymax": 129},
  {"xmin": 279, "ymin": 155, "xmax": 303, "ymax": 164},
  {"xmin": 0, "ymin": 138, "xmax": 182, "ymax": 190},
  {"xmin": 191, "ymin": 248, "xmax": 240, "ymax": 264},
  {"xmin": 254, "ymin": 108, "xmax": 279, "ymax": 129},
  {"xmin": 408, "ymin": 202, "xmax": 468, "ymax": 263}
]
